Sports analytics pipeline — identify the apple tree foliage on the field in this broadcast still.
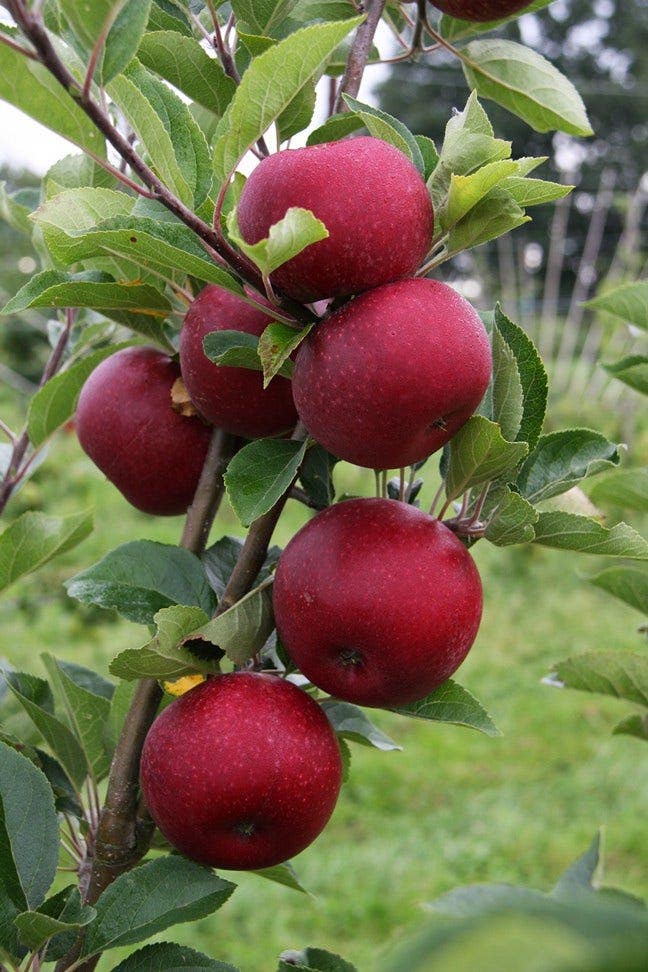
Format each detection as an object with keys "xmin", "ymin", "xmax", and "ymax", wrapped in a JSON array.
[{"xmin": 0, "ymin": 1, "xmax": 646, "ymax": 969}]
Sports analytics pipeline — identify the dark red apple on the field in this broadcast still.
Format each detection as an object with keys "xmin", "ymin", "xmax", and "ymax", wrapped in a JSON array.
[
  {"xmin": 273, "ymin": 498, "xmax": 483, "ymax": 708},
  {"xmin": 292, "ymin": 278, "xmax": 491, "ymax": 469},
  {"xmin": 180, "ymin": 285, "xmax": 297, "ymax": 438},
  {"xmin": 76, "ymin": 346, "xmax": 211, "ymax": 516},
  {"xmin": 429, "ymin": 0, "xmax": 532, "ymax": 22},
  {"xmin": 237, "ymin": 136, "xmax": 434, "ymax": 303},
  {"xmin": 140, "ymin": 673, "xmax": 342, "ymax": 870}
]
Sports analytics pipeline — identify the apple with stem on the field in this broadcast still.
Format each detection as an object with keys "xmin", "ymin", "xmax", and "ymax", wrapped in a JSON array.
[
  {"xmin": 292, "ymin": 278, "xmax": 491, "ymax": 470},
  {"xmin": 274, "ymin": 498, "xmax": 483, "ymax": 708},
  {"xmin": 140, "ymin": 673, "xmax": 343, "ymax": 869}
]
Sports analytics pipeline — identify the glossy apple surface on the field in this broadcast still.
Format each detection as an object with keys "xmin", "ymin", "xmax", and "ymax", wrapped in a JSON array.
[
  {"xmin": 429, "ymin": 0, "xmax": 532, "ymax": 22},
  {"xmin": 140, "ymin": 673, "xmax": 343, "ymax": 870},
  {"xmin": 76, "ymin": 346, "xmax": 210, "ymax": 516},
  {"xmin": 274, "ymin": 498, "xmax": 483, "ymax": 708},
  {"xmin": 180, "ymin": 285, "xmax": 297, "ymax": 438},
  {"xmin": 237, "ymin": 136, "xmax": 434, "ymax": 302},
  {"xmin": 292, "ymin": 278, "xmax": 492, "ymax": 469}
]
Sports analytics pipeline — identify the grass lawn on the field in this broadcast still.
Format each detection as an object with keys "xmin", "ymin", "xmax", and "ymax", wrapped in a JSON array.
[{"xmin": 1, "ymin": 422, "xmax": 646, "ymax": 971}]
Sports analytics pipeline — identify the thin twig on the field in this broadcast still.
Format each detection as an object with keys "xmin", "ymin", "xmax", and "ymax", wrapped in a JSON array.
[
  {"xmin": 0, "ymin": 27, "xmax": 37, "ymax": 59},
  {"xmin": 82, "ymin": 1, "xmax": 124, "ymax": 98},
  {"xmin": 334, "ymin": 0, "xmax": 388, "ymax": 111}
]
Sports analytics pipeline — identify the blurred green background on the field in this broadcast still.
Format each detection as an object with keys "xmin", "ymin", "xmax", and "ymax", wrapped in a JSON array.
[{"xmin": 1, "ymin": 383, "xmax": 646, "ymax": 970}]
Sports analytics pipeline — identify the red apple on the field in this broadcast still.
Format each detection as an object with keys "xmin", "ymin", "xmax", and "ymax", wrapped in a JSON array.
[
  {"xmin": 274, "ymin": 498, "xmax": 483, "ymax": 708},
  {"xmin": 237, "ymin": 137, "xmax": 434, "ymax": 302},
  {"xmin": 76, "ymin": 346, "xmax": 210, "ymax": 516},
  {"xmin": 140, "ymin": 673, "xmax": 343, "ymax": 870},
  {"xmin": 428, "ymin": 0, "xmax": 532, "ymax": 22},
  {"xmin": 292, "ymin": 278, "xmax": 491, "ymax": 469},
  {"xmin": 180, "ymin": 285, "xmax": 297, "ymax": 438}
]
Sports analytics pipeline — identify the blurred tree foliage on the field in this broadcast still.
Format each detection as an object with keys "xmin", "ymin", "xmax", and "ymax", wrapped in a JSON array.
[
  {"xmin": 0, "ymin": 166, "xmax": 46, "ymax": 385},
  {"xmin": 377, "ymin": 0, "xmax": 648, "ymax": 308}
]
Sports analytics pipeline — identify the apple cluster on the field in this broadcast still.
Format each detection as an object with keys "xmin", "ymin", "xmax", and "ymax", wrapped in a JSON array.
[{"xmin": 77, "ymin": 136, "xmax": 491, "ymax": 871}]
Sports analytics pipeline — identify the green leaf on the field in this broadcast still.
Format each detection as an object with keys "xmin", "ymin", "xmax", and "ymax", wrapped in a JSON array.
[
  {"xmin": 501, "ymin": 175, "xmax": 572, "ymax": 207},
  {"xmin": 228, "ymin": 206, "xmax": 328, "ymax": 277},
  {"xmin": 278, "ymin": 947, "xmax": 357, "ymax": 971},
  {"xmin": 306, "ymin": 111, "xmax": 364, "ymax": 146},
  {"xmin": 484, "ymin": 487, "xmax": 538, "ymax": 546},
  {"xmin": 0, "ymin": 42, "xmax": 105, "ymax": 158},
  {"xmin": 197, "ymin": 581, "xmax": 275, "ymax": 666},
  {"xmin": 252, "ymin": 862, "xmax": 309, "ymax": 895},
  {"xmin": 14, "ymin": 886, "xmax": 95, "ymax": 950},
  {"xmin": 0, "ymin": 181, "xmax": 35, "ymax": 236},
  {"xmin": 533, "ymin": 512, "xmax": 648, "ymax": 559},
  {"xmin": 258, "ymin": 321, "xmax": 312, "ymax": 387},
  {"xmin": 445, "ymin": 416, "xmax": 528, "ymax": 502},
  {"xmin": 65, "ymin": 540, "xmax": 216, "ymax": 625},
  {"xmin": 138, "ymin": 31, "xmax": 236, "ymax": 116},
  {"xmin": 225, "ymin": 438, "xmax": 308, "ymax": 527},
  {"xmin": 443, "ymin": 159, "xmax": 519, "ymax": 231},
  {"xmin": 232, "ymin": 0, "xmax": 298, "ymax": 34},
  {"xmin": 446, "ymin": 184, "xmax": 529, "ymax": 254},
  {"xmin": 0, "ymin": 741, "xmax": 59, "ymax": 910},
  {"xmin": 552, "ymin": 832, "xmax": 601, "ymax": 898},
  {"xmin": 341, "ymin": 95, "xmax": 425, "ymax": 174},
  {"xmin": 112, "ymin": 942, "xmax": 238, "ymax": 971},
  {"xmin": 492, "ymin": 305, "xmax": 547, "ymax": 450},
  {"xmin": 428, "ymin": 92, "xmax": 511, "ymax": 214},
  {"xmin": 415, "ymin": 135, "xmax": 439, "ymax": 181},
  {"xmin": 203, "ymin": 329, "xmax": 266, "ymax": 373},
  {"xmin": 27, "ymin": 342, "xmax": 134, "ymax": 447},
  {"xmin": 483, "ymin": 323, "xmax": 523, "ymax": 441},
  {"xmin": 584, "ymin": 281, "xmax": 648, "ymax": 331},
  {"xmin": 613, "ymin": 713, "xmax": 648, "ymax": 741},
  {"xmin": 60, "ymin": 0, "xmax": 153, "ymax": 85},
  {"xmin": 462, "ymin": 39, "xmax": 593, "ymax": 136},
  {"xmin": 603, "ymin": 355, "xmax": 648, "ymax": 396},
  {"xmin": 45, "ymin": 152, "xmax": 116, "ymax": 194},
  {"xmin": 110, "ymin": 605, "xmax": 221, "ymax": 681},
  {"xmin": 213, "ymin": 16, "xmax": 362, "ymax": 185},
  {"xmin": 439, "ymin": 0, "xmax": 554, "ymax": 43},
  {"xmin": 1, "ymin": 269, "xmax": 171, "ymax": 317},
  {"xmin": 517, "ymin": 429, "xmax": 620, "ymax": 504},
  {"xmin": 320, "ymin": 700, "xmax": 401, "ymax": 751},
  {"xmin": 5, "ymin": 674, "xmax": 88, "ymax": 791},
  {"xmin": 586, "ymin": 469, "xmax": 648, "ymax": 513},
  {"xmin": 299, "ymin": 445, "xmax": 337, "ymax": 509},
  {"xmin": 587, "ymin": 564, "xmax": 648, "ymax": 616},
  {"xmin": 148, "ymin": 1, "xmax": 192, "ymax": 34},
  {"xmin": 41, "ymin": 655, "xmax": 111, "ymax": 783},
  {"xmin": 390, "ymin": 680, "xmax": 500, "ymax": 736},
  {"xmin": 82, "ymin": 857, "xmax": 235, "ymax": 956},
  {"xmin": 552, "ymin": 651, "xmax": 648, "ymax": 708},
  {"xmin": 0, "ymin": 510, "xmax": 92, "ymax": 594},
  {"xmin": 108, "ymin": 61, "xmax": 210, "ymax": 208}
]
